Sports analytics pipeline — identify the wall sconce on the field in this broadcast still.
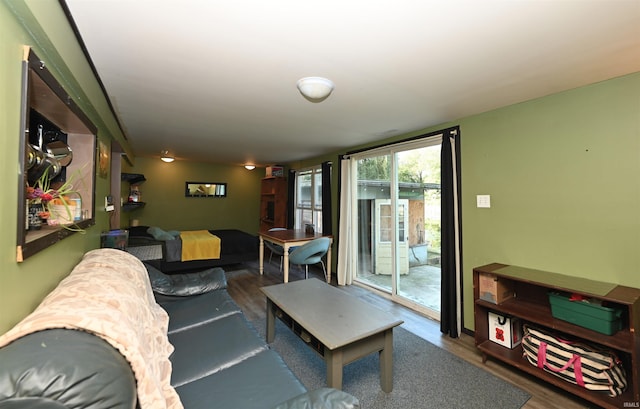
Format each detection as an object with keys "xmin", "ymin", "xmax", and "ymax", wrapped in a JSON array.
[
  {"xmin": 160, "ymin": 150, "xmax": 174, "ymax": 163},
  {"xmin": 296, "ymin": 77, "xmax": 334, "ymax": 102},
  {"xmin": 244, "ymin": 164, "xmax": 256, "ymax": 170}
]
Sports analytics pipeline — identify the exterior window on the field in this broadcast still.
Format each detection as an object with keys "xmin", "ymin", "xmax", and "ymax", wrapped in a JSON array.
[{"xmin": 294, "ymin": 166, "xmax": 322, "ymax": 233}]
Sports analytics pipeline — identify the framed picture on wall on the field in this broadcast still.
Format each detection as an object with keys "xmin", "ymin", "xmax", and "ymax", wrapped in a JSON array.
[{"xmin": 98, "ymin": 140, "xmax": 109, "ymax": 178}]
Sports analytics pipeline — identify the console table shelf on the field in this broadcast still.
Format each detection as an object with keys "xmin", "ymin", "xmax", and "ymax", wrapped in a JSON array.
[{"xmin": 474, "ymin": 263, "xmax": 640, "ymax": 409}]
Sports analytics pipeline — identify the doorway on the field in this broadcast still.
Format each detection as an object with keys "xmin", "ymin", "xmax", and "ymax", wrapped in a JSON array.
[{"xmin": 354, "ymin": 141, "xmax": 442, "ymax": 320}]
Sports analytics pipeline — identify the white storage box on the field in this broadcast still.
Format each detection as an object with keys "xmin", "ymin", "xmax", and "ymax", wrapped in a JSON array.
[{"xmin": 488, "ymin": 311, "xmax": 522, "ymax": 349}]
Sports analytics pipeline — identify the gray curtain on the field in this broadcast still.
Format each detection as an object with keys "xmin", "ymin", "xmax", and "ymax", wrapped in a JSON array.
[
  {"xmin": 286, "ymin": 169, "xmax": 295, "ymax": 229},
  {"xmin": 440, "ymin": 126, "xmax": 463, "ymax": 338},
  {"xmin": 321, "ymin": 161, "xmax": 332, "ymax": 235}
]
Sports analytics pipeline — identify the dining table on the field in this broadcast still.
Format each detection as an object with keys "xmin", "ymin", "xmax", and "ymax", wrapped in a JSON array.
[{"xmin": 259, "ymin": 229, "xmax": 333, "ymax": 283}]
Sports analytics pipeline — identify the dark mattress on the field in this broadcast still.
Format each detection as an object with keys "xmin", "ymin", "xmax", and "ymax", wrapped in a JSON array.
[{"xmin": 128, "ymin": 226, "xmax": 259, "ymax": 273}]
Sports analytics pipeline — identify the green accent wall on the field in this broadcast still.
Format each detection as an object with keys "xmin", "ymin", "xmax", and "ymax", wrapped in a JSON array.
[
  {"xmin": 457, "ymin": 73, "xmax": 640, "ymax": 330},
  {"xmin": 0, "ymin": 0, "xmax": 130, "ymax": 333},
  {"xmin": 1, "ymin": 0, "xmax": 638, "ymax": 336},
  {"xmin": 296, "ymin": 72, "xmax": 640, "ymax": 331},
  {"xmin": 122, "ymin": 157, "xmax": 263, "ymax": 233}
]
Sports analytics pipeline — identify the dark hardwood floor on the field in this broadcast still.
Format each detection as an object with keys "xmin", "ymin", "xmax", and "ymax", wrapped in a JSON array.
[{"xmin": 225, "ymin": 261, "xmax": 594, "ymax": 409}]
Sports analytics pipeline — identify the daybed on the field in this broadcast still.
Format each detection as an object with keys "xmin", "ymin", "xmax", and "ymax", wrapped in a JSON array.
[
  {"xmin": 0, "ymin": 249, "xmax": 359, "ymax": 409},
  {"xmin": 128, "ymin": 225, "xmax": 259, "ymax": 273}
]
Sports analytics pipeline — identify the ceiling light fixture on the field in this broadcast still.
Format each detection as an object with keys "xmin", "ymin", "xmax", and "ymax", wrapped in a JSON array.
[
  {"xmin": 160, "ymin": 150, "xmax": 174, "ymax": 163},
  {"xmin": 244, "ymin": 164, "xmax": 256, "ymax": 170},
  {"xmin": 296, "ymin": 77, "xmax": 334, "ymax": 102}
]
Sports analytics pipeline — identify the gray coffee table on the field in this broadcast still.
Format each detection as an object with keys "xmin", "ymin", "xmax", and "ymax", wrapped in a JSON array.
[{"xmin": 261, "ymin": 279, "xmax": 404, "ymax": 392}]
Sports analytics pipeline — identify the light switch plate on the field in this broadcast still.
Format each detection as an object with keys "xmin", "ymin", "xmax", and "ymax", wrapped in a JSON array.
[
  {"xmin": 105, "ymin": 196, "xmax": 115, "ymax": 212},
  {"xmin": 477, "ymin": 195, "xmax": 491, "ymax": 208}
]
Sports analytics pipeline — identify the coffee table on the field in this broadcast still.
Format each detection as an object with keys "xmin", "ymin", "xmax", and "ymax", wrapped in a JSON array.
[{"xmin": 260, "ymin": 279, "xmax": 404, "ymax": 392}]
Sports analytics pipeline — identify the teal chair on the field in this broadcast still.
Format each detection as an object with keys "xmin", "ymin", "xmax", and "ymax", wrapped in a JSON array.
[
  {"xmin": 288, "ymin": 237, "xmax": 331, "ymax": 280},
  {"xmin": 265, "ymin": 227, "xmax": 287, "ymax": 271}
]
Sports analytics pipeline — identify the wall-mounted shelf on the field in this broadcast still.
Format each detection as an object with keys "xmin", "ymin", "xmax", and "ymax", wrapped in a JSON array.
[
  {"xmin": 121, "ymin": 172, "xmax": 146, "ymax": 211},
  {"xmin": 122, "ymin": 202, "xmax": 146, "ymax": 212},
  {"xmin": 16, "ymin": 49, "xmax": 97, "ymax": 262},
  {"xmin": 121, "ymin": 173, "xmax": 146, "ymax": 185}
]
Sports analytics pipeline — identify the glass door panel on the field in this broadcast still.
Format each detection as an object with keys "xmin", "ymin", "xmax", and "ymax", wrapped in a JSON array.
[
  {"xmin": 353, "ymin": 143, "xmax": 442, "ymax": 319},
  {"xmin": 395, "ymin": 145, "xmax": 441, "ymax": 316},
  {"xmin": 355, "ymin": 154, "xmax": 391, "ymax": 292}
]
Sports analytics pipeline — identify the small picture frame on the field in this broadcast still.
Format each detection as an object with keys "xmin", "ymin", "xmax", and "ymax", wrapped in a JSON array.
[{"xmin": 98, "ymin": 140, "xmax": 109, "ymax": 178}]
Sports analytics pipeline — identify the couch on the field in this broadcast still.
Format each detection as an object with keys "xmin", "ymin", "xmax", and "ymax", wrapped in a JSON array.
[{"xmin": 0, "ymin": 249, "xmax": 359, "ymax": 409}]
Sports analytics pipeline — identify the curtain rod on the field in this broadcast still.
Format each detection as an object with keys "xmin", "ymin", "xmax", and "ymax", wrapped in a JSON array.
[{"xmin": 343, "ymin": 125, "xmax": 459, "ymax": 158}]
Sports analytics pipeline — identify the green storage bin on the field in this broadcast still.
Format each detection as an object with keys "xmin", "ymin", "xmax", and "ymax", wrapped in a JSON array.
[{"xmin": 548, "ymin": 292, "xmax": 624, "ymax": 335}]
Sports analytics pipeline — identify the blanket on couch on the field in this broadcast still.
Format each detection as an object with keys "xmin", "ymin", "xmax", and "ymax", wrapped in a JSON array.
[
  {"xmin": 0, "ymin": 249, "xmax": 182, "ymax": 409},
  {"xmin": 180, "ymin": 230, "xmax": 221, "ymax": 261}
]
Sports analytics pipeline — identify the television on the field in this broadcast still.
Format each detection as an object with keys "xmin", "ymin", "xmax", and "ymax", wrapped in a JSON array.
[{"xmin": 266, "ymin": 201, "xmax": 275, "ymax": 221}]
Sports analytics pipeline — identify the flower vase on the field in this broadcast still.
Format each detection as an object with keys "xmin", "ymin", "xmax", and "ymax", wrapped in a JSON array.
[{"xmin": 50, "ymin": 203, "xmax": 77, "ymax": 225}]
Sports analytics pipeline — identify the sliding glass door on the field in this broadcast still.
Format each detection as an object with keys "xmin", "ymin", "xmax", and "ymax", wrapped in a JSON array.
[{"xmin": 353, "ymin": 140, "xmax": 442, "ymax": 319}]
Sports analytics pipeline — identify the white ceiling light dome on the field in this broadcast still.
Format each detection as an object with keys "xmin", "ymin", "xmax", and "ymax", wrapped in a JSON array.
[
  {"xmin": 160, "ymin": 150, "xmax": 175, "ymax": 162},
  {"xmin": 296, "ymin": 77, "xmax": 335, "ymax": 102}
]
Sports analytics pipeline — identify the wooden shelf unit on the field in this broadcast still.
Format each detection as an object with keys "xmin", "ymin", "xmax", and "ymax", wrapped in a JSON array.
[
  {"xmin": 473, "ymin": 263, "xmax": 640, "ymax": 409},
  {"xmin": 259, "ymin": 176, "xmax": 287, "ymax": 232}
]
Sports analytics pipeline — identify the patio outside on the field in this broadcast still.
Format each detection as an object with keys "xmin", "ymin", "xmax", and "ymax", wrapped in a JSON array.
[{"xmin": 356, "ymin": 243, "xmax": 441, "ymax": 313}]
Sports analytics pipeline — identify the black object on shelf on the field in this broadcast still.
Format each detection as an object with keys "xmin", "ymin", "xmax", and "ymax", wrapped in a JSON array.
[
  {"xmin": 121, "ymin": 173, "xmax": 146, "ymax": 184},
  {"xmin": 122, "ymin": 202, "xmax": 145, "ymax": 212}
]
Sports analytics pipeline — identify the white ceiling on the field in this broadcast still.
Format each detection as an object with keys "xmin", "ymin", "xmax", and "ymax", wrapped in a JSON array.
[{"xmin": 63, "ymin": 0, "xmax": 640, "ymax": 167}]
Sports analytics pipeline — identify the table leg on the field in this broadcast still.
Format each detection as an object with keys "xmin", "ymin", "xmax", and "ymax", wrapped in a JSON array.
[
  {"xmin": 265, "ymin": 298, "xmax": 276, "ymax": 343},
  {"xmin": 259, "ymin": 236, "xmax": 264, "ymax": 275},
  {"xmin": 325, "ymin": 241, "xmax": 332, "ymax": 283},
  {"xmin": 283, "ymin": 243, "xmax": 290, "ymax": 283},
  {"xmin": 324, "ymin": 348, "xmax": 344, "ymax": 390},
  {"xmin": 379, "ymin": 328, "xmax": 394, "ymax": 392}
]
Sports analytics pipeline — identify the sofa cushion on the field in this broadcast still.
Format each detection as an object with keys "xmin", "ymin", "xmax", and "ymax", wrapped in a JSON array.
[
  {"xmin": 144, "ymin": 263, "xmax": 227, "ymax": 297},
  {"xmin": 0, "ymin": 329, "xmax": 136, "ymax": 409},
  {"xmin": 175, "ymin": 349, "xmax": 306, "ymax": 409},
  {"xmin": 147, "ymin": 226, "xmax": 176, "ymax": 241},
  {"xmin": 160, "ymin": 290, "xmax": 242, "ymax": 334},
  {"xmin": 168, "ymin": 313, "xmax": 268, "ymax": 387}
]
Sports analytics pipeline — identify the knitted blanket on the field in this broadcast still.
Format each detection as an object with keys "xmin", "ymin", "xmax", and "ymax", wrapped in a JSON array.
[{"xmin": 0, "ymin": 248, "xmax": 182, "ymax": 409}]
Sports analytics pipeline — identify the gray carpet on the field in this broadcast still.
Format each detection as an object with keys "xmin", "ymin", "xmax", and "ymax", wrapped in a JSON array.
[{"xmin": 254, "ymin": 319, "xmax": 530, "ymax": 409}]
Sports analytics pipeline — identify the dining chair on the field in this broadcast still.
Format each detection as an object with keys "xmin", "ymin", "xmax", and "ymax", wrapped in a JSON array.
[
  {"xmin": 265, "ymin": 227, "xmax": 287, "ymax": 271},
  {"xmin": 288, "ymin": 237, "xmax": 331, "ymax": 281}
]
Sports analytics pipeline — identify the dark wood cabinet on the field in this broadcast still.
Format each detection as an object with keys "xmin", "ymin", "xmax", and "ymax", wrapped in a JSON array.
[
  {"xmin": 474, "ymin": 263, "xmax": 640, "ymax": 409},
  {"xmin": 260, "ymin": 176, "xmax": 287, "ymax": 232}
]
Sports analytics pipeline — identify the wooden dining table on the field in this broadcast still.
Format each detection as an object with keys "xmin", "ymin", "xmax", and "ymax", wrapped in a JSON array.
[{"xmin": 259, "ymin": 229, "xmax": 333, "ymax": 283}]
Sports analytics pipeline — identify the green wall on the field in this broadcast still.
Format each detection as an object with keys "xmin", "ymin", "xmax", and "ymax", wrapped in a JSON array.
[
  {"xmin": 123, "ymin": 158, "xmax": 263, "ymax": 233},
  {"xmin": 1, "ymin": 0, "xmax": 638, "ymax": 336},
  {"xmin": 0, "ymin": 0, "xmax": 131, "ymax": 333},
  {"xmin": 458, "ymin": 73, "xmax": 640, "ymax": 329},
  {"xmin": 294, "ymin": 72, "xmax": 640, "ymax": 331}
]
